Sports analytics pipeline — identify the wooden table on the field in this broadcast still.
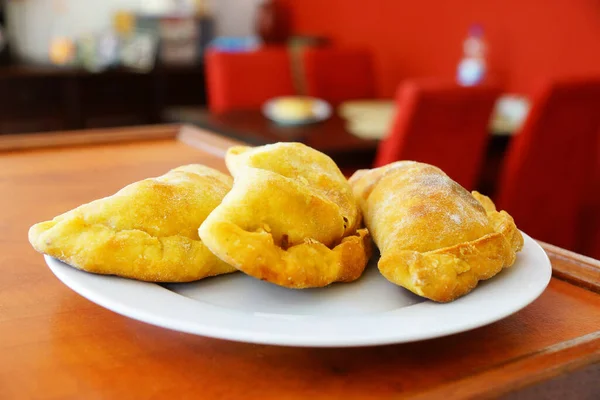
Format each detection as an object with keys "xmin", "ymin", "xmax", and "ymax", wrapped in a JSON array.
[
  {"xmin": 1, "ymin": 125, "xmax": 599, "ymax": 399},
  {"xmin": 163, "ymin": 107, "xmax": 513, "ymax": 192},
  {"xmin": 164, "ymin": 108, "xmax": 379, "ymax": 169}
]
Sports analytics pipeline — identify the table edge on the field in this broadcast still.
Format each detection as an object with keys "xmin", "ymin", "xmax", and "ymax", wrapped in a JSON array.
[
  {"xmin": 409, "ymin": 331, "xmax": 600, "ymax": 400},
  {"xmin": 540, "ymin": 241, "xmax": 600, "ymax": 293}
]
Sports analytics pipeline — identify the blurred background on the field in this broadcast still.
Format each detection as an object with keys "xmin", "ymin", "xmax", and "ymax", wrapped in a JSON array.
[{"xmin": 0, "ymin": 0, "xmax": 598, "ymax": 257}]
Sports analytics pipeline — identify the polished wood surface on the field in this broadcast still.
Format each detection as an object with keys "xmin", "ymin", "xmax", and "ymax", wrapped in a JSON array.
[
  {"xmin": 1, "ymin": 125, "xmax": 599, "ymax": 399},
  {"xmin": 542, "ymin": 242, "xmax": 600, "ymax": 294},
  {"xmin": 164, "ymin": 108, "xmax": 379, "ymax": 168},
  {"xmin": 164, "ymin": 107, "xmax": 514, "ymax": 186},
  {"xmin": 0, "ymin": 124, "xmax": 178, "ymax": 152}
]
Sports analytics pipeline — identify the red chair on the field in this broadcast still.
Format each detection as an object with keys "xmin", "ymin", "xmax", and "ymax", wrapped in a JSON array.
[
  {"xmin": 496, "ymin": 78, "xmax": 600, "ymax": 250},
  {"xmin": 375, "ymin": 80, "xmax": 501, "ymax": 190},
  {"xmin": 579, "ymin": 148, "xmax": 600, "ymax": 259},
  {"xmin": 302, "ymin": 48, "xmax": 376, "ymax": 104},
  {"xmin": 205, "ymin": 48, "xmax": 296, "ymax": 113}
]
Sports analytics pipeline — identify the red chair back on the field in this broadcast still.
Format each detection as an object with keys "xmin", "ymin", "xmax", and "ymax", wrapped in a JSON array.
[
  {"xmin": 205, "ymin": 48, "xmax": 296, "ymax": 113},
  {"xmin": 302, "ymin": 48, "xmax": 376, "ymax": 104},
  {"xmin": 579, "ymin": 147, "xmax": 600, "ymax": 259},
  {"xmin": 496, "ymin": 78, "xmax": 600, "ymax": 250},
  {"xmin": 375, "ymin": 80, "xmax": 501, "ymax": 189}
]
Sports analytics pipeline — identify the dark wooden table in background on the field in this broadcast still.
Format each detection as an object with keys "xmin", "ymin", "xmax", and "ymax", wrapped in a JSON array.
[
  {"xmin": 165, "ymin": 107, "xmax": 512, "ymax": 192},
  {"xmin": 164, "ymin": 108, "xmax": 380, "ymax": 169},
  {"xmin": 0, "ymin": 125, "xmax": 598, "ymax": 399}
]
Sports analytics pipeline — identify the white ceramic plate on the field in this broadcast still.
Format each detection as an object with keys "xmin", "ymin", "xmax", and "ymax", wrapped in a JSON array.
[
  {"xmin": 262, "ymin": 97, "xmax": 332, "ymax": 125},
  {"xmin": 45, "ymin": 232, "xmax": 551, "ymax": 347}
]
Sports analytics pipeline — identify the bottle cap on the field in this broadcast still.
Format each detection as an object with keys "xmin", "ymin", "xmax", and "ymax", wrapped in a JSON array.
[{"xmin": 469, "ymin": 24, "xmax": 484, "ymax": 36}]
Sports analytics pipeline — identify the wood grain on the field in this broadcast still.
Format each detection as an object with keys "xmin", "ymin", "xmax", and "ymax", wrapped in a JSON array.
[
  {"xmin": 0, "ymin": 125, "xmax": 599, "ymax": 400},
  {"xmin": 164, "ymin": 108, "xmax": 378, "ymax": 168},
  {"xmin": 0, "ymin": 124, "xmax": 179, "ymax": 152},
  {"xmin": 541, "ymin": 241, "xmax": 600, "ymax": 293}
]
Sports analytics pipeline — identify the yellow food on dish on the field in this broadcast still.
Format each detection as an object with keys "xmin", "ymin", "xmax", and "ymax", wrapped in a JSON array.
[
  {"xmin": 270, "ymin": 97, "xmax": 317, "ymax": 121},
  {"xmin": 28, "ymin": 165, "xmax": 237, "ymax": 282},
  {"xmin": 349, "ymin": 161, "xmax": 523, "ymax": 302},
  {"xmin": 199, "ymin": 143, "xmax": 371, "ymax": 289}
]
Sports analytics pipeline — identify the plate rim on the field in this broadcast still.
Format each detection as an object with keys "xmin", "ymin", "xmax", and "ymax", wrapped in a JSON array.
[{"xmin": 45, "ymin": 232, "xmax": 552, "ymax": 347}]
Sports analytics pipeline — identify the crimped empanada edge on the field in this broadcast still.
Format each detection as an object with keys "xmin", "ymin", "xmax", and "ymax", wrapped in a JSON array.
[{"xmin": 199, "ymin": 218, "xmax": 372, "ymax": 289}]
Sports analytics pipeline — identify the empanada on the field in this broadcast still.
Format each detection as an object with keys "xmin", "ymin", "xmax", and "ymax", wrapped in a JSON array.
[
  {"xmin": 199, "ymin": 143, "xmax": 371, "ymax": 288},
  {"xmin": 29, "ymin": 165, "xmax": 237, "ymax": 282},
  {"xmin": 349, "ymin": 161, "xmax": 523, "ymax": 302}
]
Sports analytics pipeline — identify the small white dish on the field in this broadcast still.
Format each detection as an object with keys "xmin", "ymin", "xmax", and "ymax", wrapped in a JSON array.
[
  {"xmin": 262, "ymin": 96, "xmax": 332, "ymax": 126},
  {"xmin": 45, "ymin": 232, "xmax": 551, "ymax": 347}
]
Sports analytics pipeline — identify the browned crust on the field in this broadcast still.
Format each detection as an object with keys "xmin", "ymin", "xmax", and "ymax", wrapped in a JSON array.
[
  {"xmin": 201, "ymin": 223, "xmax": 371, "ymax": 289},
  {"xmin": 378, "ymin": 192, "xmax": 524, "ymax": 302}
]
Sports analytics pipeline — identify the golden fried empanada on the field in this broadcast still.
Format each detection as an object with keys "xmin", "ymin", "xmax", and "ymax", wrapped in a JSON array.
[
  {"xmin": 349, "ymin": 161, "xmax": 523, "ymax": 302},
  {"xmin": 29, "ymin": 165, "xmax": 237, "ymax": 282},
  {"xmin": 199, "ymin": 143, "xmax": 371, "ymax": 288}
]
